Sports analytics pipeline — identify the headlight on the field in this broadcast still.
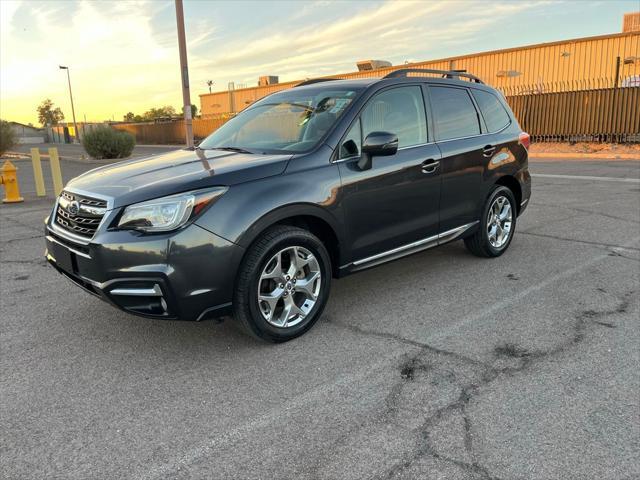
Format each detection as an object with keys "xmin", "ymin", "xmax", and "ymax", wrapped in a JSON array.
[{"xmin": 117, "ymin": 187, "xmax": 227, "ymax": 232}]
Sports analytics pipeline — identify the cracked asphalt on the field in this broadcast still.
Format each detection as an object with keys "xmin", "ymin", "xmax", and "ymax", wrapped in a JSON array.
[{"xmin": 1, "ymin": 158, "xmax": 639, "ymax": 479}]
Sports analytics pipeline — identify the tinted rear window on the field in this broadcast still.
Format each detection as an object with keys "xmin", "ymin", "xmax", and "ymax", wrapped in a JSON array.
[
  {"xmin": 471, "ymin": 89, "xmax": 511, "ymax": 132},
  {"xmin": 429, "ymin": 86, "xmax": 480, "ymax": 141}
]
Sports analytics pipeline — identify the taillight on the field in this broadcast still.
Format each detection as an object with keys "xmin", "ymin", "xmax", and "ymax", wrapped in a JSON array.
[{"xmin": 518, "ymin": 132, "xmax": 530, "ymax": 150}]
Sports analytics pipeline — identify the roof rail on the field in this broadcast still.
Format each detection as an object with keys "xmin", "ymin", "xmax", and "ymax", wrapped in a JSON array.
[
  {"xmin": 295, "ymin": 78, "xmax": 340, "ymax": 87},
  {"xmin": 383, "ymin": 68, "xmax": 484, "ymax": 84}
]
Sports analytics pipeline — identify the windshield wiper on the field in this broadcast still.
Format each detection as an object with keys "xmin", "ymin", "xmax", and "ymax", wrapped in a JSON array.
[
  {"xmin": 260, "ymin": 102, "xmax": 316, "ymax": 112},
  {"xmin": 209, "ymin": 146, "xmax": 255, "ymax": 154}
]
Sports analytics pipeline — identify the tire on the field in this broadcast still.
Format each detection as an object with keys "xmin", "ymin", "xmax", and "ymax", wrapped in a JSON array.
[
  {"xmin": 232, "ymin": 225, "xmax": 332, "ymax": 342},
  {"xmin": 464, "ymin": 185, "xmax": 517, "ymax": 258}
]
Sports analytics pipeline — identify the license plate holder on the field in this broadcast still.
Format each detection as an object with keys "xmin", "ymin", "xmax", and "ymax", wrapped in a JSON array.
[{"xmin": 51, "ymin": 242, "xmax": 74, "ymax": 273}]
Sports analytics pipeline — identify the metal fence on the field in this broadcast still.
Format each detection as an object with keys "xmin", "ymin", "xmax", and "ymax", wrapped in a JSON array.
[
  {"xmin": 501, "ymin": 81, "xmax": 639, "ymax": 143},
  {"xmin": 111, "ymin": 116, "xmax": 231, "ymax": 144}
]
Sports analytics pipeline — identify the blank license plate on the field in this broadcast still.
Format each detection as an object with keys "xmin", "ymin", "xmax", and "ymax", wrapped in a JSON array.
[{"xmin": 51, "ymin": 242, "xmax": 74, "ymax": 273}]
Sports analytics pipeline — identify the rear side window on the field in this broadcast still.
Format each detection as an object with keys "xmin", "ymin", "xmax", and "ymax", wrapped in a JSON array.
[
  {"xmin": 429, "ymin": 86, "xmax": 480, "ymax": 141},
  {"xmin": 471, "ymin": 89, "xmax": 511, "ymax": 132}
]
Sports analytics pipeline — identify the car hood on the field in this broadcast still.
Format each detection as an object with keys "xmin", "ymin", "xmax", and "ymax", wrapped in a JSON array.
[{"xmin": 66, "ymin": 148, "xmax": 292, "ymax": 208}]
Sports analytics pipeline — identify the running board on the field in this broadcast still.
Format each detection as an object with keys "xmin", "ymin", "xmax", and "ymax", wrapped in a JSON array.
[{"xmin": 350, "ymin": 221, "xmax": 478, "ymax": 271}]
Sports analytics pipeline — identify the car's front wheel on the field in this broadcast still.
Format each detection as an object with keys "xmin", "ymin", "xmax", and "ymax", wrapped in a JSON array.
[
  {"xmin": 464, "ymin": 185, "xmax": 517, "ymax": 257},
  {"xmin": 233, "ymin": 226, "xmax": 331, "ymax": 342}
]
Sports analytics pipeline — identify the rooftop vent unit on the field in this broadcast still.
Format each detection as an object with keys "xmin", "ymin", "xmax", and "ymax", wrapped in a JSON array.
[
  {"xmin": 259, "ymin": 75, "xmax": 279, "ymax": 86},
  {"xmin": 356, "ymin": 60, "xmax": 392, "ymax": 72}
]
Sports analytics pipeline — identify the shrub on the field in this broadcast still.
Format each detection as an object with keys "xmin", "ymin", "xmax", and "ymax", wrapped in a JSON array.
[
  {"xmin": 0, "ymin": 120, "xmax": 17, "ymax": 156},
  {"xmin": 82, "ymin": 126, "xmax": 135, "ymax": 159}
]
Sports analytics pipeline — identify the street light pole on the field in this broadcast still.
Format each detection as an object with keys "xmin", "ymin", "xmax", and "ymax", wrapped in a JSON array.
[
  {"xmin": 174, "ymin": 0, "xmax": 194, "ymax": 148},
  {"xmin": 59, "ymin": 65, "xmax": 79, "ymax": 144}
]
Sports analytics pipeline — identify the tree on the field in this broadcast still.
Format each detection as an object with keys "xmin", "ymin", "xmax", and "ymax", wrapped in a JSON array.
[
  {"xmin": 142, "ymin": 106, "xmax": 176, "ymax": 121},
  {"xmin": 36, "ymin": 99, "xmax": 64, "ymax": 126},
  {"xmin": 0, "ymin": 120, "xmax": 17, "ymax": 156},
  {"xmin": 123, "ymin": 112, "xmax": 135, "ymax": 122},
  {"xmin": 191, "ymin": 104, "xmax": 198, "ymax": 118}
]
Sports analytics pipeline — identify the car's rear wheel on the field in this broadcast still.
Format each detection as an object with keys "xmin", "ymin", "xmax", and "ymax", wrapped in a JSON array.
[
  {"xmin": 233, "ymin": 225, "xmax": 331, "ymax": 342},
  {"xmin": 464, "ymin": 185, "xmax": 517, "ymax": 257}
]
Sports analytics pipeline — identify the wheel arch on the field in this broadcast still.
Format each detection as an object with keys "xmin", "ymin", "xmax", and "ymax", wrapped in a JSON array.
[
  {"xmin": 236, "ymin": 204, "xmax": 344, "ymax": 277},
  {"xmin": 495, "ymin": 175, "xmax": 522, "ymax": 214}
]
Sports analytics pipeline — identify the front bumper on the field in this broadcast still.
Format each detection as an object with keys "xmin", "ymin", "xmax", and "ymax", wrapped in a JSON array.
[{"xmin": 45, "ymin": 221, "xmax": 244, "ymax": 321}]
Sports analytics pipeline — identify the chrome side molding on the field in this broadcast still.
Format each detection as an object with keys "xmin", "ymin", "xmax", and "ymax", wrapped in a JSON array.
[{"xmin": 351, "ymin": 221, "xmax": 478, "ymax": 270}]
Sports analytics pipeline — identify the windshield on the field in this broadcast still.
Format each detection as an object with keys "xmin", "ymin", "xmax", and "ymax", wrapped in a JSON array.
[{"xmin": 199, "ymin": 87, "xmax": 361, "ymax": 154}]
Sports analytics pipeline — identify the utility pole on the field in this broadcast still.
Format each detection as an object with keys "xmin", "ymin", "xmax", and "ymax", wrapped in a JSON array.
[
  {"xmin": 59, "ymin": 65, "xmax": 79, "ymax": 144},
  {"xmin": 174, "ymin": 0, "xmax": 193, "ymax": 148}
]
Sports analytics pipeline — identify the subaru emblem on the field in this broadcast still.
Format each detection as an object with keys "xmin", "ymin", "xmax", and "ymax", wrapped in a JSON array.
[{"xmin": 67, "ymin": 200, "xmax": 80, "ymax": 215}]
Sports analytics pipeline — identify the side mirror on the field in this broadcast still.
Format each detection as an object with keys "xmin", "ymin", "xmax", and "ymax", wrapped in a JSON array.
[{"xmin": 358, "ymin": 131, "xmax": 398, "ymax": 170}]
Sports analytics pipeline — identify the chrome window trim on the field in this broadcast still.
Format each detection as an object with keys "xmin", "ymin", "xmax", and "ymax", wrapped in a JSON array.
[
  {"xmin": 398, "ymin": 141, "xmax": 436, "ymax": 151},
  {"xmin": 434, "ymin": 121, "xmax": 510, "ymax": 144},
  {"xmin": 350, "ymin": 221, "xmax": 479, "ymax": 268},
  {"xmin": 332, "ymin": 141, "xmax": 437, "ymax": 164}
]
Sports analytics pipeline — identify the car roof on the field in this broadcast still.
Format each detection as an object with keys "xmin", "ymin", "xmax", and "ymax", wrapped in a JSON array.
[{"xmin": 293, "ymin": 75, "xmax": 495, "ymax": 92}]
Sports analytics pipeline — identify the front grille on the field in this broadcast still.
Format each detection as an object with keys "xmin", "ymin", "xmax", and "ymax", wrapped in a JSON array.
[{"xmin": 54, "ymin": 191, "xmax": 107, "ymax": 240}]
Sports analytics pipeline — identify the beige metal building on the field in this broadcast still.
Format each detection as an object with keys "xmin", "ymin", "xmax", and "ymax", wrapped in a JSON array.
[{"xmin": 199, "ymin": 29, "xmax": 639, "ymax": 117}]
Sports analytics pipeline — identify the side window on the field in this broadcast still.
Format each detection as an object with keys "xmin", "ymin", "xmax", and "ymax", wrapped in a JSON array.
[
  {"xmin": 429, "ymin": 86, "xmax": 480, "ymax": 141},
  {"xmin": 471, "ymin": 89, "xmax": 511, "ymax": 133},
  {"xmin": 361, "ymin": 86, "xmax": 427, "ymax": 148},
  {"xmin": 340, "ymin": 118, "xmax": 361, "ymax": 159}
]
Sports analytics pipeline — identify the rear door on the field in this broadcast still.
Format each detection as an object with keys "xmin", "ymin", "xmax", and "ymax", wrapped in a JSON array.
[
  {"xmin": 427, "ymin": 85, "xmax": 487, "ymax": 232},
  {"xmin": 337, "ymin": 85, "xmax": 442, "ymax": 264}
]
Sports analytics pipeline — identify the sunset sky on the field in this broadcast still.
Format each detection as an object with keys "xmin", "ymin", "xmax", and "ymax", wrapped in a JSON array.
[{"xmin": 1, "ymin": 0, "xmax": 637, "ymax": 125}]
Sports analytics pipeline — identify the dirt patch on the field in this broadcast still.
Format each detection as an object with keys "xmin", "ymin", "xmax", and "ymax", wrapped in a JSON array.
[{"xmin": 529, "ymin": 142, "xmax": 640, "ymax": 155}]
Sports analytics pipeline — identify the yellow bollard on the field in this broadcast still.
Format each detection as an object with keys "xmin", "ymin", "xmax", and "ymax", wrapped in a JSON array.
[
  {"xmin": 0, "ymin": 160, "xmax": 25, "ymax": 203},
  {"xmin": 30, "ymin": 148, "xmax": 46, "ymax": 197},
  {"xmin": 48, "ymin": 147, "xmax": 63, "ymax": 196}
]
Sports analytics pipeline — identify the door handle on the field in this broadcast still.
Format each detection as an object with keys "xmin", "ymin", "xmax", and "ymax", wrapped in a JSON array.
[
  {"xmin": 421, "ymin": 159, "xmax": 440, "ymax": 174},
  {"xmin": 482, "ymin": 145, "xmax": 496, "ymax": 157}
]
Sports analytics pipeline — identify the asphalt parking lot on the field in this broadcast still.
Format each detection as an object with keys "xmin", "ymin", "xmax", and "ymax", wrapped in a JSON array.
[
  {"xmin": 8, "ymin": 143, "xmax": 182, "ymax": 163},
  {"xmin": 1, "ymin": 156, "xmax": 639, "ymax": 479}
]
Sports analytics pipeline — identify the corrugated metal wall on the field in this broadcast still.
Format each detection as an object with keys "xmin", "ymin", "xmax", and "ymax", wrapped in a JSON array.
[{"xmin": 200, "ymin": 32, "xmax": 639, "ymax": 116}]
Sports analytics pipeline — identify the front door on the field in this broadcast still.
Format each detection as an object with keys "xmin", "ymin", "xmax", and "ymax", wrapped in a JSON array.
[{"xmin": 337, "ymin": 85, "xmax": 442, "ymax": 264}]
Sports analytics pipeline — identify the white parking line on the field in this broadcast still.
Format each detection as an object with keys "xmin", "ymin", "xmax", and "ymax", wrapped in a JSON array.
[{"xmin": 532, "ymin": 173, "xmax": 640, "ymax": 183}]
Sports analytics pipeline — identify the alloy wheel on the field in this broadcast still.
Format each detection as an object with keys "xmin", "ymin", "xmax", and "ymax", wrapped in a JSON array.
[
  {"xmin": 486, "ymin": 195, "xmax": 513, "ymax": 248},
  {"xmin": 257, "ymin": 246, "xmax": 321, "ymax": 328}
]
